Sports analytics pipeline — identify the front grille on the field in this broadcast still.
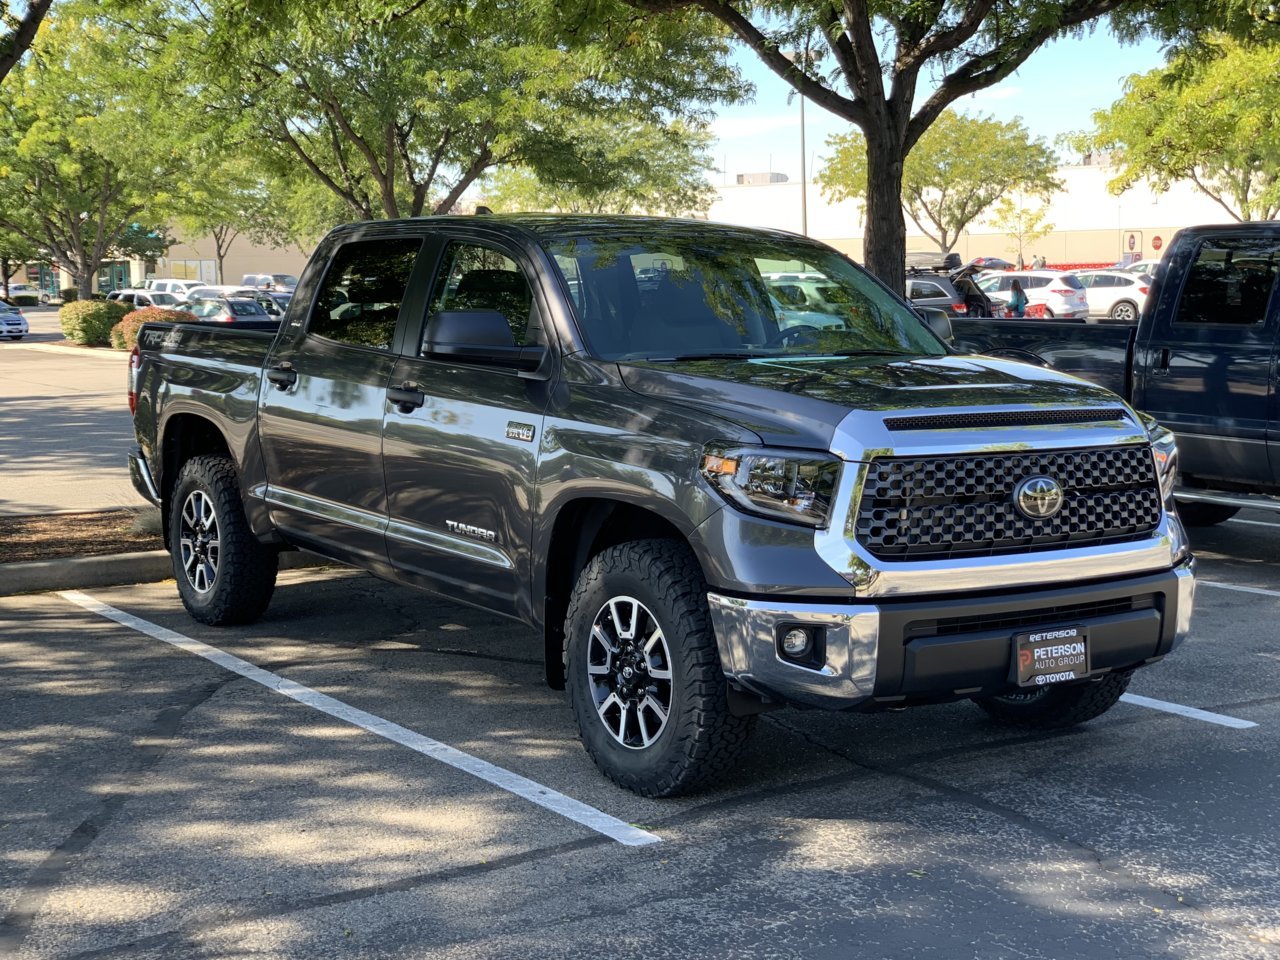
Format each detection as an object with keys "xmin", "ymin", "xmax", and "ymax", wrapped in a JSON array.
[
  {"xmin": 903, "ymin": 594, "xmax": 1158, "ymax": 642},
  {"xmin": 855, "ymin": 445, "xmax": 1161, "ymax": 561},
  {"xmin": 883, "ymin": 408, "xmax": 1129, "ymax": 431}
]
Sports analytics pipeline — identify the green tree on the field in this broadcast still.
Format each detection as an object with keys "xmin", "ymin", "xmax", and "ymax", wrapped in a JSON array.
[
  {"xmin": 1077, "ymin": 35, "xmax": 1280, "ymax": 221},
  {"xmin": 819, "ymin": 111, "xmax": 1060, "ymax": 255},
  {"xmin": 196, "ymin": 0, "xmax": 744, "ymax": 223},
  {"xmin": 988, "ymin": 195, "xmax": 1055, "ymax": 266},
  {"xmin": 0, "ymin": 16, "xmax": 188, "ymax": 296},
  {"xmin": 0, "ymin": 227, "xmax": 40, "ymax": 298},
  {"xmin": 177, "ymin": 156, "xmax": 295, "ymax": 283},
  {"xmin": 483, "ymin": 119, "xmax": 717, "ymax": 215},
  {"xmin": 624, "ymin": 0, "xmax": 1272, "ymax": 291}
]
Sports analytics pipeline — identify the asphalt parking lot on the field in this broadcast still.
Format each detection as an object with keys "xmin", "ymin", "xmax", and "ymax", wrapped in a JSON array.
[{"xmin": 1, "ymin": 513, "xmax": 1277, "ymax": 959}]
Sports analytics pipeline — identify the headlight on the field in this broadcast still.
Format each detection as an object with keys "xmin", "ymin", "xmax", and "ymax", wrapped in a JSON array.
[
  {"xmin": 701, "ymin": 446, "xmax": 842, "ymax": 528},
  {"xmin": 1146, "ymin": 420, "xmax": 1179, "ymax": 502}
]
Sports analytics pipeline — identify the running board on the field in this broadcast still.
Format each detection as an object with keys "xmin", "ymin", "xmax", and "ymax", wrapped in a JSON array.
[{"xmin": 1175, "ymin": 488, "xmax": 1280, "ymax": 514}]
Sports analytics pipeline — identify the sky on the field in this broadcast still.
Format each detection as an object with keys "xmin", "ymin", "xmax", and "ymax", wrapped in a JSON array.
[{"xmin": 709, "ymin": 26, "xmax": 1171, "ymax": 186}]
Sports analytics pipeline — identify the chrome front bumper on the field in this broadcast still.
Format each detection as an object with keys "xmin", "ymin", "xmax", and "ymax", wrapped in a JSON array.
[{"xmin": 707, "ymin": 558, "xmax": 1195, "ymax": 710}]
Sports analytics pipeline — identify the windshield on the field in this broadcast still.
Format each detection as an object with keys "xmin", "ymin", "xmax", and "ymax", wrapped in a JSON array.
[{"xmin": 546, "ymin": 231, "xmax": 946, "ymax": 361}]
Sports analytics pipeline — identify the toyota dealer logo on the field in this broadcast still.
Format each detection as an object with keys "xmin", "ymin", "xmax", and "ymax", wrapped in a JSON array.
[{"xmin": 1013, "ymin": 475, "xmax": 1064, "ymax": 520}]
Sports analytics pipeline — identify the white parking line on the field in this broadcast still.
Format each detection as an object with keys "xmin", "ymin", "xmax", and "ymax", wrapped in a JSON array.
[
  {"xmin": 58, "ymin": 590, "xmax": 660, "ymax": 847},
  {"xmin": 1120, "ymin": 694, "xmax": 1258, "ymax": 729},
  {"xmin": 1227, "ymin": 518, "xmax": 1280, "ymax": 530},
  {"xmin": 1199, "ymin": 581, "xmax": 1280, "ymax": 599}
]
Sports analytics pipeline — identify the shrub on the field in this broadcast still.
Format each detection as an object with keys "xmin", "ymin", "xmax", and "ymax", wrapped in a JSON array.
[
  {"xmin": 59, "ymin": 287, "xmax": 79, "ymax": 303},
  {"xmin": 59, "ymin": 300, "xmax": 130, "ymax": 346},
  {"xmin": 111, "ymin": 307, "xmax": 196, "ymax": 350},
  {"xmin": 11, "ymin": 294, "xmax": 39, "ymax": 306}
]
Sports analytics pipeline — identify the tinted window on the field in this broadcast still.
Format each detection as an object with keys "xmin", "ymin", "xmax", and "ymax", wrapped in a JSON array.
[
  {"xmin": 909, "ymin": 281, "xmax": 945, "ymax": 299},
  {"xmin": 311, "ymin": 237, "xmax": 422, "ymax": 348},
  {"xmin": 1174, "ymin": 237, "xmax": 1279, "ymax": 326},
  {"xmin": 230, "ymin": 300, "xmax": 267, "ymax": 316},
  {"xmin": 426, "ymin": 242, "xmax": 536, "ymax": 347},
  {"xmin": 1058, "ymin": 275, "xmax": 1084, "ymax": 290},
  {"xmin": 1021, "ymin": 276, "xmax": 1048, "ymax": 289}
]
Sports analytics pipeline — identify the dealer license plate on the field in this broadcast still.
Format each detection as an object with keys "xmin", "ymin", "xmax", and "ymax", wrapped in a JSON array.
[{"xmin": 1013, "ymin": 625, "xmax": 1090, "ymax": 687}]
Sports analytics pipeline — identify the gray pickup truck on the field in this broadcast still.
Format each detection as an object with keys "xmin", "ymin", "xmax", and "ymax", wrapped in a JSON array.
[{"xmin": 128, "ymin": 215, "xmax": 1194, "ymax": 796}]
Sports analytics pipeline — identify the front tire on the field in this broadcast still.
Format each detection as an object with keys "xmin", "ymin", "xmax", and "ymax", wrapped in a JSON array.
[
  {"xmin": 565, "ymin": 540, "xmax": 755, "ymax": 797},
  {"xmin": 973, "ymin": 671, "xmax": 1132, "ymax": 729},
  {"xmin": 1176, "ymin": 501, "xmax": 1240, "ymax": 527},
  {"xmin": 169, "ymin": 455, "xmax": 278, "ymax": 625}
]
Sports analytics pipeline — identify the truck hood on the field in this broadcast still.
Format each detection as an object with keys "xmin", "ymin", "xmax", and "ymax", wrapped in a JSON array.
[{"xmin": 619, "ymin": 353, "xmax": 1134, "ymax": 449}]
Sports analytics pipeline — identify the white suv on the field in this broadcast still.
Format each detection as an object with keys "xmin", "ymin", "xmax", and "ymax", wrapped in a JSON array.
[
  {"xmin": 146, "ymin": 278, "xmax": 203, "ymax": 297},
  {"xmin": 977, "ymin": 270, "xmax": 1089, "ymax": 320},
  {"xmin": 1071, "ymin": 269, "xmax": 1152, "ymax": 322}
]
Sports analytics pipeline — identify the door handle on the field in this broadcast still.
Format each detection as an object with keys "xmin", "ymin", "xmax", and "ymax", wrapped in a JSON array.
[
  {"xmin": 387, "ymin": 381, "xmax": 425, "ymax": 414},
  {"xmin": 1151, "ymin": 347, "xmax": 1171, "ymax": 377},
  {"xmin": 266, "ymin": 362, "xmax": 297, "ymax": 389}
]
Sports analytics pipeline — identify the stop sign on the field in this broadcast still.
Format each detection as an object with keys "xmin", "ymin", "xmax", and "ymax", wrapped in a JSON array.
[{"xmin": 1152, "ymin": 236, "xmax": 1163, "ymax": 250}]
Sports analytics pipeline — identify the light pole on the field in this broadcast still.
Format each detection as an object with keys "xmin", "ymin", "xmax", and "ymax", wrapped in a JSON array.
[{"xmin": 785, "ymin": 47, "xmax": 811, "ymax": 237}]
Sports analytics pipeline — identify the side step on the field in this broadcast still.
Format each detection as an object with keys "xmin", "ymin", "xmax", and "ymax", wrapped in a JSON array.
[{"xmin": 1176, "ymin": 488, "xmax": 1280, "ymax": 515}]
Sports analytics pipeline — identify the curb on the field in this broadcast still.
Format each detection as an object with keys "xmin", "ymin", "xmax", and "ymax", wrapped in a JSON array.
[{"xmin": 0, "ymin": 549, "xmax": 333, "ymax": 598}]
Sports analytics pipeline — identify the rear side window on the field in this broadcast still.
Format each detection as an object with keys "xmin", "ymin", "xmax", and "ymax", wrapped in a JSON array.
[
  {"xmin": 1174, "ymin": 237, "xmax": 1280, "ymax": 326},
  {"xmin": 1058, "ymin": 275, "xmax": 1084, "ymax": 290},
  {"xmin": 1021, "ymin": 276, "xmax": 1048, "ymax": 289},
  {"xmin": 909, "ymin": 281, "xmax": 945, "ymax": 299},
  {"xmin": 311, "ymin": 238, "xmax": 423, "ymax": 349},
  {"xmin": 230, "ymin": 301, "xmax": 267, "ymax": 316}
]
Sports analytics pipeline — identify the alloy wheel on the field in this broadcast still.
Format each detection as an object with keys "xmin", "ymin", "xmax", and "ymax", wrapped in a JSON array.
[
  {"xmin": 179, "ymin": 490, "xmax": 220, "ymax": 593},
  {"xmin": 586, "ymin": 596, "xmax": 674, "ymax": 750}
]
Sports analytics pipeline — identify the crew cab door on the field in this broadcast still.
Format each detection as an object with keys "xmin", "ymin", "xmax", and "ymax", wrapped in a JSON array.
[
  {"xmin": 257, "ymin": 231, "xmax": 429, "ymax": 565},
  {"xmin": 1135, "ymin": 232, "xmax": 1280, "ymax": 486},
  {"xmin": 381, "ymin": 234, "xmax": 554, "ymax": 619}
]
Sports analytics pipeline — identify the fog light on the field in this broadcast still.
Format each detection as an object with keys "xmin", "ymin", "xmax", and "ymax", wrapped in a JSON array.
[{"xmin": 781, "ymin": 628, "xmax": 811, "ymax": 657}]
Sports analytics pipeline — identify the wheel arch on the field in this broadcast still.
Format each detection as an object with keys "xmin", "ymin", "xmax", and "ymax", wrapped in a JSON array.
[
  {"xmin": 159, "ymin": 413, "xmax": 233, "ymax": 543},
  {"xmin": 540, "ymin": 497, "xmax": 693, "ymax": 690}
]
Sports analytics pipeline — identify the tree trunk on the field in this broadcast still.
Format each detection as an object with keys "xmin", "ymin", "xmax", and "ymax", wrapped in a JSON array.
[
  {"xmin": 1, "ymin": 258, "xmax": 11, "ymax": 298},
  {"xmin": 862, "ymin": 133, "xmax": 907, "ymax": 294}
]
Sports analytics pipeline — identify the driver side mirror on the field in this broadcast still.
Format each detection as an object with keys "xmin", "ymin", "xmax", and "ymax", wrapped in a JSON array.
[
  {"xmin": 424, "ymin": 309, "xmax": 550, "ymax": 377},
  {"xmin": 916, "ymin": 306, "xmax": 954, "ymax": 344}
]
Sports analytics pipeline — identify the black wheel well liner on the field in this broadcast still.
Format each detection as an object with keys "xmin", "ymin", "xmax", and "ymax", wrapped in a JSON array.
[
  {"xmin": 541, "ymin": 499, "xmax": 690, "ymax": 690},
  {"xmin": 159, "ymin": 414, "xmax": 233, "ymax": 541}
]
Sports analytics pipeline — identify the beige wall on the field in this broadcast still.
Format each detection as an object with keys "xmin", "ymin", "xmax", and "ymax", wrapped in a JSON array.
[
  {"xmin": 708, "ymin": 162, "xmax": 1234, "ymax": 267},
  {"xmin": 158, "ymin": 232, "xmax": 313, "ymax": 285}
]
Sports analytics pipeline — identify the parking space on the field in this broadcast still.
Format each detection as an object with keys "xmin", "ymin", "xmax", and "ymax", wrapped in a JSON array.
[{"xmin": 1, "ymin": 516, "xmax": 1277, "ymax": 958}]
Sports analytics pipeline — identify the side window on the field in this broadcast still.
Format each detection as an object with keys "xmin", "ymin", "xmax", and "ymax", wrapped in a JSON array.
[
  {"xmin": 426, "ymin": 242, "xmax": 537, "ymax": 347},
  {"xmin": 909, "ymin": 281, "xmax": 943, "ymax": 299},
  {"xmin": 1023, "ymin": 276, "xmax": 1049, "ymax": 289},
  {"xmin": 1174, "ymin": 237, "xmax": 1280, "ymax": 326},
  {"xmin": 310, "ymin": 237, "xmax": 423, "ymax": 349}
]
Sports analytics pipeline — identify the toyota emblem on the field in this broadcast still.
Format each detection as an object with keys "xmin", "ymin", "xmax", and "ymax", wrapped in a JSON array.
[{"xmin": 1013, "ymin": 475, "xmax": 1064, "ymax": 519}]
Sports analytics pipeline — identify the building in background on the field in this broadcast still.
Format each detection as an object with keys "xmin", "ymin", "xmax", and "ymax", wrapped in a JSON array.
[{"xmin": 709, "ymin": 161, "xmax": 1236, "ymax": 266}]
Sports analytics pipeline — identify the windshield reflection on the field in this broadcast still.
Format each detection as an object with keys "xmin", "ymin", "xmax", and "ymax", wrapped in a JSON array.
[{"xmin": 547, "ymin": 232, "xmax": 946, "ymax": 362}]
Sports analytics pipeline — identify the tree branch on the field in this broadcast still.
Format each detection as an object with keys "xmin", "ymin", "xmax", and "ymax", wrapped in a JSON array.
[{"xmin": 0, "ymin": 0, "xmax": 54, "ymax": 84}]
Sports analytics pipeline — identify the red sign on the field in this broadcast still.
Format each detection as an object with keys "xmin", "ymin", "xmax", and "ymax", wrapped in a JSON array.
[{"xmin": 1152, "ymin": 236, "xmax": 1163, "ymax": 250}]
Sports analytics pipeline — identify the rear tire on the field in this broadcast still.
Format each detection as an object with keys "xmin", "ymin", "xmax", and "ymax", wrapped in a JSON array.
[
  {"xmin": 169, "ymin": 455, "xmax": 278, "ymax": 626},
  {"xmin": 1110, "ymin": 300, "xmax": 1139, "ymax": 322},
  {"xmin": 565, "ymin": 539, "xmax": 755, "ymax": 797},
  {"xmin": 972, "ymin": 671, "xmax": 1131, "ymax": 729},
  {"xmin": 1175, "ymin": 501, "xmax": 1240, "ymax": 527}
]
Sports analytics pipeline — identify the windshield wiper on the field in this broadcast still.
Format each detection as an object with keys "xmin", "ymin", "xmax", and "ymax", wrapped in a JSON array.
[
  {"xmin": 646, "ymin": 352, "xmax": 764, "ymax": 362},
  {"xmin": 823, "ymin": 349, "xmax": 918, "ymax": 357}
]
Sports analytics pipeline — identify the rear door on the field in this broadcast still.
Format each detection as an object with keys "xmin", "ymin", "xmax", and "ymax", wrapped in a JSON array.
[
  {"xmin": 381, "ymin": 231, "xmax": 555, "ymax": 619},
  {"xmin": 257, "ymin": 230, "xmax": 430, "ymax": 565},
  {"xmin": 1136, "ymin": 231, "xmax": 1280, "ymax": 486}
]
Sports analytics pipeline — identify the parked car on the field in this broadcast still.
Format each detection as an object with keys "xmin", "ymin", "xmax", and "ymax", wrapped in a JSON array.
[
  {"xmin": 764, "ymin": 277, "xmax": 865, "ymax": 320},
  {"xmin": 145, "ymin": 278, "xmax": 204, "ymax": 297},
  {"xmin": 240, "ymin": 273, "xmax": 299, "ymax": 291},
  {"xmin": 1115, "ymin": 258, "xmax": 1162, "ymax": 276},
  {"xmin": 107, "ymin": 289, "xmax": 183, "ymax": 308},
  {"xmin": 1, "ymin": 300, "xmax": 28, "ymax": 339},
  {"xmin": 127, "ymin": 213, "xmax": 1193, "ymax": 797},
  {"xmin": 953, "ymin": 221, "xmax": 1280, "ymax": 526},
  {"xmin": 184, "ymin": 296, "xmax": 276, "ymax": 323},
  {"xmin": 4, "ymin": 282, "xmax": 49, "ymax": 304},
  {"xmin": 224, "ymin": 288, "xmax": 289, "ymax": 317},
  {"xmin": 905, "ymin": 271, "xmax": 968, "ymax": 317},
  {"xmin": 961, "ymin": 256, "xmax": 1014, "ymax": 273},
  {"xmin": 1071, "ymin": 269, "xmax": 1152, "ymax": 322},
  {"xmin": 976, "ymin": 270, "xmax": 1089, "ymax": 320}
]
